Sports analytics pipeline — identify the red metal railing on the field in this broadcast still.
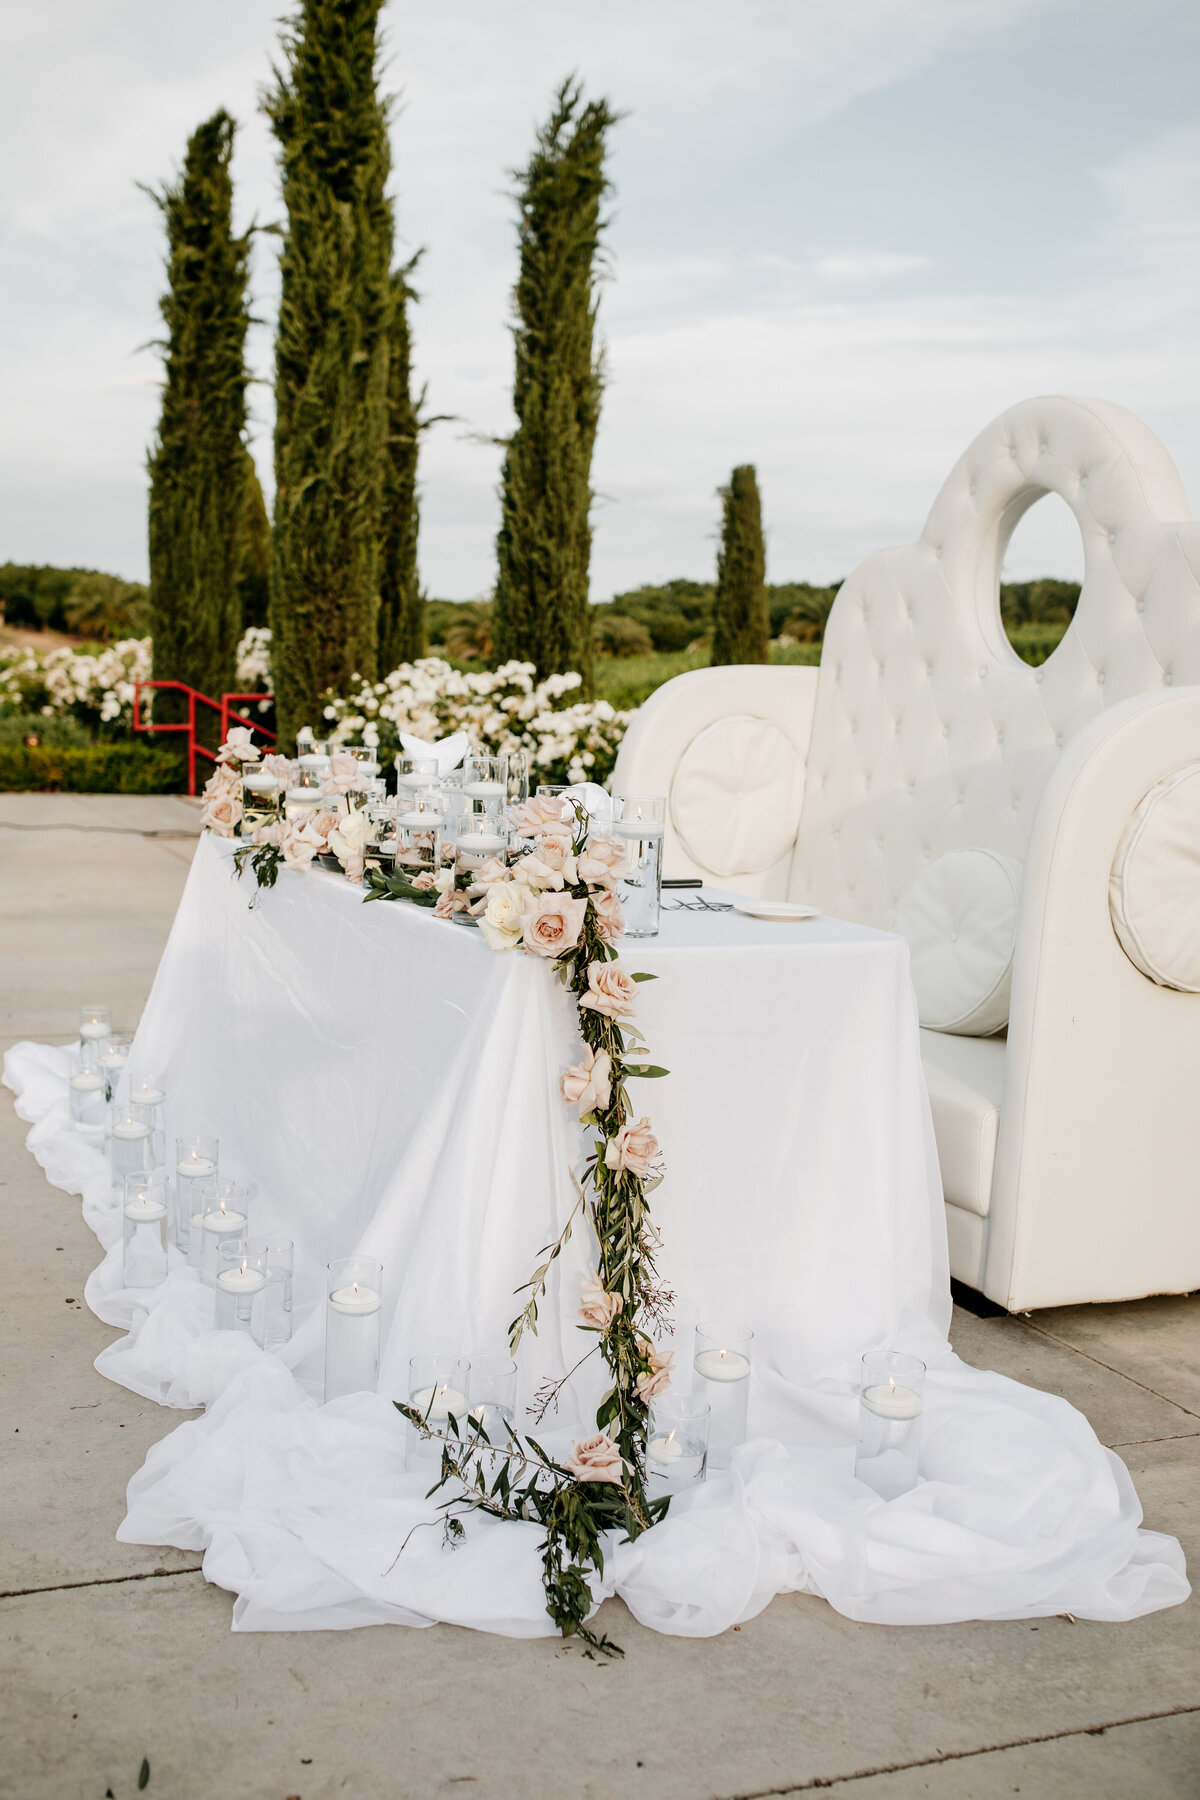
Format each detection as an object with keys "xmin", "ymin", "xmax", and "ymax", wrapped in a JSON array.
[{"xmin": 133, "ymin": 681, "xmax": 275, "ymax": 796}]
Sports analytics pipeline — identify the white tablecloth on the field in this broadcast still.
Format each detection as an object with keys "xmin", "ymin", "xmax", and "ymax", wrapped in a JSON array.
[{"xmin": 5, "ymin": 833, "xmax": 1188, "ymax": 1635}]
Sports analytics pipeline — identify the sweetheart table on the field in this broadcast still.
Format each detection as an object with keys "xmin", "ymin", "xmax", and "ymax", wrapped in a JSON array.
[{"xmin": 4, "ymin": 833, "xmax": 1188, "ymax": 1635}]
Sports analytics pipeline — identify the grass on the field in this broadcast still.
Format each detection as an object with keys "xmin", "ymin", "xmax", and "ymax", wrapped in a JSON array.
[{"xmin": 593, "ymin": 641, "xmax": 822, "ymax": 711}]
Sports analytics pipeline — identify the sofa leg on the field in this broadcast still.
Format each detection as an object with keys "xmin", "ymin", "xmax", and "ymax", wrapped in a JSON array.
[{"xmin": 950, "ymin": 1278, "xmax": 1010, "ymax": 1318}]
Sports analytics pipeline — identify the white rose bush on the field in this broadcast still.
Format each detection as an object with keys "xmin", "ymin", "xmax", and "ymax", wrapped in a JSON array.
[{"xmin": 206, "ymin": 726, "xmax": 673, "ymax": 1652}]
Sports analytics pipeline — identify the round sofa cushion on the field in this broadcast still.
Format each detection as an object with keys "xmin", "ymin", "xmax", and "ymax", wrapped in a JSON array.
[
  {"xmin": 893, "ymin": 849, "xmax": 1021, "ymax": 1036},
  {"xmin": 669, "ymin": 715, "xmax": 807, "ymax": 878},
  {"xmin": 1109, "ymin": 760, "xmax": 1200, "ymax": 993}
]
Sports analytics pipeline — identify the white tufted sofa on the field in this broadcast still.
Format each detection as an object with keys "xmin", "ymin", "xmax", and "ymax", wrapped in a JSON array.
[{"xmin": 612, "ymin": 396, "xmax": 1200, "ymax": 1311}]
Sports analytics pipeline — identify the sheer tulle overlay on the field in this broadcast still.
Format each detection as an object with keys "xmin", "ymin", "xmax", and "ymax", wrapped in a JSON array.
[{"xmin": 4, "ymin": 835, "xmax": 1187, "ymax": 1635}]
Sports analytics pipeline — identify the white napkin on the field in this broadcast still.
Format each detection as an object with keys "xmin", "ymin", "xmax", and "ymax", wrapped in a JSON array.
[
  {"xmin": 398, "ymin": 731, "xmax": 469, "ymax": 777},
  {"xmin": 562, "ymin": 782, "xmax": 613, "ymax": 823}
]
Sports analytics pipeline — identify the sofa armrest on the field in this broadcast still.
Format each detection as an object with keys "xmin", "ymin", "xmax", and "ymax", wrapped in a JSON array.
[
  {"xmin": 611, "ymin": 664, "xmax": 821, "ymax": 892},
  {"xmin": 985, "ymin": 686, "xmax": 1200, "ymax": 1309}
]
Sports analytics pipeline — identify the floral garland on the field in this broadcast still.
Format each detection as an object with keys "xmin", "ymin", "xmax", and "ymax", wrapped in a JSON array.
[{"xmin": 207, "ymin": 738, "xmax": 673, "ymax": 1652}]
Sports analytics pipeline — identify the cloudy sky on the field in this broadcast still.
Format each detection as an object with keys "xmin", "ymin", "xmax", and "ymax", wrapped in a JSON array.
[{"xmin": 2, "ymin": 0, "xmax": 1198, "ymax": 599}]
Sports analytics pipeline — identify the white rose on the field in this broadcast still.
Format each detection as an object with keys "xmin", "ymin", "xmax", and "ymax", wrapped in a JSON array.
[
  {"xmin": 479, "ymin": 880, "xmax": 531, "ymax": 952},
  {"xmin": 328, "ymin": 809, "xmax": 368, "ymax": 868}
]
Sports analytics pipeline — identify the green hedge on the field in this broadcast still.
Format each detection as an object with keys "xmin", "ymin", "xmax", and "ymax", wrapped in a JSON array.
[{"xmin": 0, "ymin": 742, "xmax": 185, "ymax": 793}]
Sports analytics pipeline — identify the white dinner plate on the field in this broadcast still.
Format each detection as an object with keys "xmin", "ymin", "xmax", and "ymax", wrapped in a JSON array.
[{"xmin": 731, "ymin": 898, "xmax": 821, "ymax": 922}]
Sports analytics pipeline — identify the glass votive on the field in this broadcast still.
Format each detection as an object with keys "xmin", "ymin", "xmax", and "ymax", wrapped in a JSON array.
[
  {"xmin": 68, "ymin": 1051, "xmax": 107, "ymax": 1129},
  {"xmin": 214, "ymin": 1237, "xmax": 268, "ymax": 1334},
  {"xmin": 325, "ymin": 1258, "xmax": 384, "ymax": 1401},
  {"xmin": 692, "ymin": 1321, "xmax": 753, "ymax": 1468},
  {"xmin": 395, "ymin": 755, "xmax": 438, "ymax": 800},
  {"xmin": 79, "ymin": 1004, "xmax": 111, "ymax": 1045},
  {"xmin": 258, "ymin": 1236, "xmax": 295, "ymax": 1350},
  {"xmin": 506, "ymin": 750, "xmax": 530, "ymax": 808},
  {"xmin": 407, "ymin": 1353, "xmax": 471, "ymax": 1467},
  {"xmin": 241, "ymin": 769, "xmax": 281, "ymax": 834},
  {"xmin": 854, "ymin": 1350, "xmax": 926, "ymax": 1501},
  {"xmin": 535, "ymin": 784, "xmax": 572, "ymax": 821},
  {"xmin": 122, "ymin": 1170, "xmax": 169, "ymax": 1289},
  {"xmin": 284, "ymin": 786, "xmax": 327, "ymax": 821},
  {"xmin": 109, "ymin": 1103, "xmax": 154, "ymax": 1185},
  {"xmin": 296, "ymin": 750, "xmax": 331, "ymax": 785},
  {"xmin": 453, "ymin": 815, "xmax": 512, "ymax": 924},
  {"xmin": 364, "ymin": 816, "xmax": 397, "ymax": 880},
  {"xmin": 463, "ymin": 753, "xmax": 509, "ymax": 812},
  {"xmin": 97, "ymin": 1034, "xmax": 133, "ymax": 1102},
  {"xmin": 126, "ymin": 1073, "xmax": 166, "ymax": 1166},
  {"xmin": 395, "ymin": 789, "xmax": 444, "ymax": 879},
  {"xmin": 646, "ymin": 1394, "xmax": 710, "ymax": 1494},
  {"xmin": 192, "ymin": 1181, "xmax": 256, "ymax": 1287},
  {"xmin": 468, "ymin": 1350, "xmax": 517, "ymax": 1444},
  {"xmin": 611, "ymin": 794, "xmax": 667, "ymax": 939},
  {"xmin": 174, "ymin": 1135, "xmax": 218, "ymax": 1254}
]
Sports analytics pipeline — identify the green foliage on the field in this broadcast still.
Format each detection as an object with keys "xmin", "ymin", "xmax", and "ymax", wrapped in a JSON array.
[
  {"xmin": 592, "ymin": 641, "xmax": 820, "ymax": 710},
  {"xmin": 427, "ymin": 599, "xmax": 493, "ymax": 662},
  {"xmin": 267, "ymin": 0, "xmax": 393, "ymax": 743},
  {"xmin": 492, "ymin": 80, "xmax": 617, "ymax": 691},
  {"xmin": 235, "ymin": 459, "xmax": 271, "ymax": 630},
  {"xmin": 1006, "ymin": 622, "xmax": 1069, "ymax": 666},
  {"xmin": 772, "ymin": 581, "xmax": 840, "ymax": 641},
  {"xmin": 0, "ymin": 564, "xmax": 148, "ymax": 640},
  {"xmin": 378, "ymin": 258, "xmax": 425, "ymax": 670},
  {"xmin": 592, "ymin": 609, "xmax": 652, "ymax": 658},
  {"xmin": 0, "ymin": 712, "xmax": 93, "ymax": 748},
  {"xmin": 1000, "ymin": 578, "xmax": 1079, "ymax": 630},
  {"xmin": 146, "ymin": 110, "xmax": 253, "ymax": 706},
  {"xmin": 0, "ymin": 742, "xmax": 184, "ymax": 793},
  {"xmin": 711, "ymin": 465, "xmax": 769, "ymax": 666}
]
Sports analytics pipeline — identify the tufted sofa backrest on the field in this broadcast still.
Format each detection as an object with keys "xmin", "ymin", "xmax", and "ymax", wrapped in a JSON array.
[{"xmin": 787, "ymin": 396, "xmax": 1200, "ymax": 926}]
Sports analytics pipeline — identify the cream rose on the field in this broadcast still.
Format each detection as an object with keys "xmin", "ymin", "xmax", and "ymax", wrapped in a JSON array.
[
  {"xmin": 521, "ymin": 892, "xmax": 588, "ymax": 959},
  {"xmin": 280, "ymin": 820, "xmax": 321, "ymax": 870},
  {"xmin": 577, "ymin": 832, "xmax": 626, "ymax": 887},
  {"xmin": 326, "ymin": 749, "xmax": 360, "ymax": 794},
  {"xmin": 217, "ymin": 726, "xmax": 260, "ymax": 766},
  {"xmin": 578, "ymin": 961, "xmax": 638, "ymax": 1018},
  {"xmin": 634, "ymin": 1346, "xmax": 674, "ymax": 1403},
  {"xmin": 201, "ymin": 791, "xmax": 241, "ymax": 837},
  {"xmin": 480, "ymin": 880, "xmax": 531, "ymax": 952},
  {"xmin": 591, "ymin": 888, "xmax": 624, "ymax": 943},
  {"xmin": 564, "ymin": 1432, "xmax": 627, "ymax": 1486},
  {"xmin": 559, "ymin": 1044, "xmax": 612, "ymax": 1115},
  {"xmin": 262, "ymin": 752, "xmax": 293, "ymax": 783},
  {"xmin": 328, "ymin": 809, "xmax": 368, "ymax": 870},
  {"xmin": 578, "ymin": 1273, "xmax": 622, "ymax": 1330},
  {"xmin": 520, "ymin": 834, "xmax": 577, "ymax": 892},
  {"xmin": 604, "ymin": 1116, "xmax": 658, "ymax": 1177},
  {"xmin": 253, "ymin": 820, "xmax": 283, "ymax": 848}
]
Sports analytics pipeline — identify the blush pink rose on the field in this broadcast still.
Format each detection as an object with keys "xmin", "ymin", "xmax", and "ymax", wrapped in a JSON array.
[
  {"xmin": 577, "ymin": 833, "xmax": 626, "ymax": 887},
  {"xmin": 253, "ymin": 821, "xmax": 283, "ymax": 848},
  {"xmin": 565, "ymin": 1432, "xmax": 627, "ymax": 1486},
  {"xmin": 217, "ymin": 726, "xmax": 260, "ymax": 766},
  {"xmin": 326, "ymin": 750, "xmax": 360, "ymax": 793},
  {"xmin": 412, "ymin": 870, "xmax": 437, "ymax": 891},
  {"xmin": 280, "ymin": 821, "xmax": 321, "ymax": 870},
  {"xmin": 578, "ymin": 961, "xmax": 637, "ymax": 1018},
  {"xmin": 509, "ymin": 793, "xmax": 569, "ymax": 836},
  {"xmin": 604, "ymin": 1116, "xmax": 658, "ymax": 1177},
  {"xmin": 591, "ymin": 888, "xmax": 624, "ymax": 942},
  {"xmin": 262, "ymin": 752, "xmax": 293, "ymax": 783},
  {"xmin": 578, "ymin": 1272, "xmax": 622, "ymax": 1330},
  {"xmin": 634, "ymin": 1347, "xmax": 674, "ymax": 1403},
  {"xmin": 521, "ymin": 892, "xmax": 587, "ymax": 958},
  {"xmin": 202, "ymin": 791, "xmax": 242, "ymax": 837},
  {"xmin": 310, "ymin": 810, "xmax": 342, "ymax": 848},
  {"xmin": 559, "ymin": 1045, "xmax": 612, "ymax": 1115},
  {"xmin": 434, "ymin": 887, "xmax": 471, "ymax": 919}
]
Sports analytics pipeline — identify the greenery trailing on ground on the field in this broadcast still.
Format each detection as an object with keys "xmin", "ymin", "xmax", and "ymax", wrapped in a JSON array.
[
  {"xmin": 266, "ymin": 0, "xmax": 393, "ymax": 743},
  {"xmin": 711, "ymin": 465, "xmax": 770, "ymax": 665},
  {"xmin": 492, "ymin": 79, "xmax": 618, "ymax": 692},
  {"xmin": 146, "ymin": 110, "xmax": 254, "ymax": 712},
  {"xmin": 378, "ymin": 257, "xmax": 425, "ymax": 670}
]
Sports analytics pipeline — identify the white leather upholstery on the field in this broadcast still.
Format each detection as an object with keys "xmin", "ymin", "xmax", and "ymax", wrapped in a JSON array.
[
  {"xmin": 920, "ymin": 1029, "xmax": 1006, "ymax": 1220},
  {"xmin": 1109, "ymin": 761, "xmax": 1200, "ymax": 992},
  {"xmin": 895, "ymin": 850, "xmax": 1020, "ymax": 1034},
  {"xmin": 670, "ymin": 715, "xmax": 807, "ymax": 878},
  {"xmin": 611, "ymin": 397, "xmax": 1200, "ymax": 1309}
]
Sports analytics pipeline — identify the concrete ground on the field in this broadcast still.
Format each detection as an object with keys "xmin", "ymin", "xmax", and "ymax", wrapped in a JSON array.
[{"xmin": 1, "ymin": 796, "xmax": 1197, "ymax": 1800}]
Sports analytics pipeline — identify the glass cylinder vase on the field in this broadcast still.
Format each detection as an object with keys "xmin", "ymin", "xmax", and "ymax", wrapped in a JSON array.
[
  {"xmin": 611, "ymin": 794, "xmax": 667, "ymax": 939},
  {"xmin": 692, "ymin": 1320, "xmax": 753, "ymax": 1468},
  {"xmin": 214, "ymin": 1238, "xmax": 268, "ymax": 1334},
  {"xmin": 646, "ymin": 1394, "xmax": 710, "ymax": 1495},
  {"xmin": 122, "ymin": 1170, "xmax": 169, "ymax": 1289},
  {"xmin": 324, "ymin": 1257, "xmax": 383, "ymax": 1401},
  {"xmin": 854, "ymin": 1350, "xmax": 926, "ymax": 1501}
]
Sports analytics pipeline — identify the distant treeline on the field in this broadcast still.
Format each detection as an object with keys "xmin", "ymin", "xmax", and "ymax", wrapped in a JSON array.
[{"xmin": 0, "ymin": 563, "xmax": 149, "ymax": 641}]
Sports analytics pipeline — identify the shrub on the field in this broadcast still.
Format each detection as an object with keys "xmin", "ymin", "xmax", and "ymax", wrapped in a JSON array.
[
  {"xmin": 0, "ymin": 743, "xmax": 184, "ymax": 793},
  {"xmin": 593, "ymin": 610, "xmax": 653, "ymax": 658}
]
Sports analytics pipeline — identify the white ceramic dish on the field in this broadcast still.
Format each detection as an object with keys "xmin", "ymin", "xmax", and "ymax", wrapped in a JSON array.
[{"xmin": 731, "ymin": 898, "xmax": 821, "ymax": 922}]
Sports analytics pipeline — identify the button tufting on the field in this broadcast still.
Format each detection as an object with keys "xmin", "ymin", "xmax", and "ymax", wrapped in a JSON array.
[
  {"xmin": 1107, "ymin": 532, "xmax": 1116, "ymax": 546},
  {"xmin": 907, "ymin": 781, "xmax": 916, "ymax": 795},
  {"xmin": 1035, "ymin": 668, "xmax": 1044, "ymax": 682},
  {"xmin": 1136, "ymin": 600, "xmax": 1145, "ymax": 614},
  {"xmin": 1165, "ymin": 672, "xmax": 1174, "ymax": 686},
  {"xmin": 1056, "ymin": 734, "xmax": 1063, "ymax": 747},
  {"xmin": 1097, "ymin": 671, "xmax": 1106, "ymax": 685}
]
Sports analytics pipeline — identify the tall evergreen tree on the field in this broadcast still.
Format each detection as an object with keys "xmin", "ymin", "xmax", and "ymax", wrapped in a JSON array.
[
  {"xmin": 235, "ymin": 455, "xmax": 271, "ymax": 631},
  {"xmin": 266, "ymin": 0, "xmax": 393, "ymax": 743},
  {"xmin": 711, "ymin": 465, "xmax": 769, "ymax": 666},
  {"xmin": 492, "ymin": 80, "xmax": 617, "ymax": 690},
  {"xmin": 146, "ymin": 110, "xmax": 252, "ymax": 707},
  {"xmin": 378, "ymin": 257, "xmax": 423, "ymax": 670}
]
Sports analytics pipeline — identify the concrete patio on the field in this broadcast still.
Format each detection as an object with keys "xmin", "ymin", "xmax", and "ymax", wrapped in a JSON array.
[{"xmin": 1, "ymin": 796, "xmax": 1197, "ymax": 1800}]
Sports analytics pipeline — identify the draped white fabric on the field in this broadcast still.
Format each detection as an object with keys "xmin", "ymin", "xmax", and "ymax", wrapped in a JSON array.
[{"xmin": 4, "ymin": 834, "xmax": 1187, "ymax": 1635}]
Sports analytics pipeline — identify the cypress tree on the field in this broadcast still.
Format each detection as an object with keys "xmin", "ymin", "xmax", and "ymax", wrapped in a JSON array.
[
  {"xmin": 378, "ymin": 258, "xmax": 423, "ymax": 670},
  {"xmin": 146, "ymin": 110, "xmax": 252, "ymax": 707},
  {"xmin": 492, "ymin": 80, "xmax": 617, "ymax": 690},
  {"xmin": 235, "ymin": 456, "xmax": 271, "ymax": 631},
  {"xmin": 711, "ymin": 465, "xmax": 770, "ymax": 665},
  {"xmin": 266, "ymin": 0, "xmax": 393, "ymax": 743}
]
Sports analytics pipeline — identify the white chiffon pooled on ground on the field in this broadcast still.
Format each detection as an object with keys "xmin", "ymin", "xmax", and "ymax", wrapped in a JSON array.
[{"xmin": 4, "ymin": 834, "xmax": 1187, "ymax": 1636}]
